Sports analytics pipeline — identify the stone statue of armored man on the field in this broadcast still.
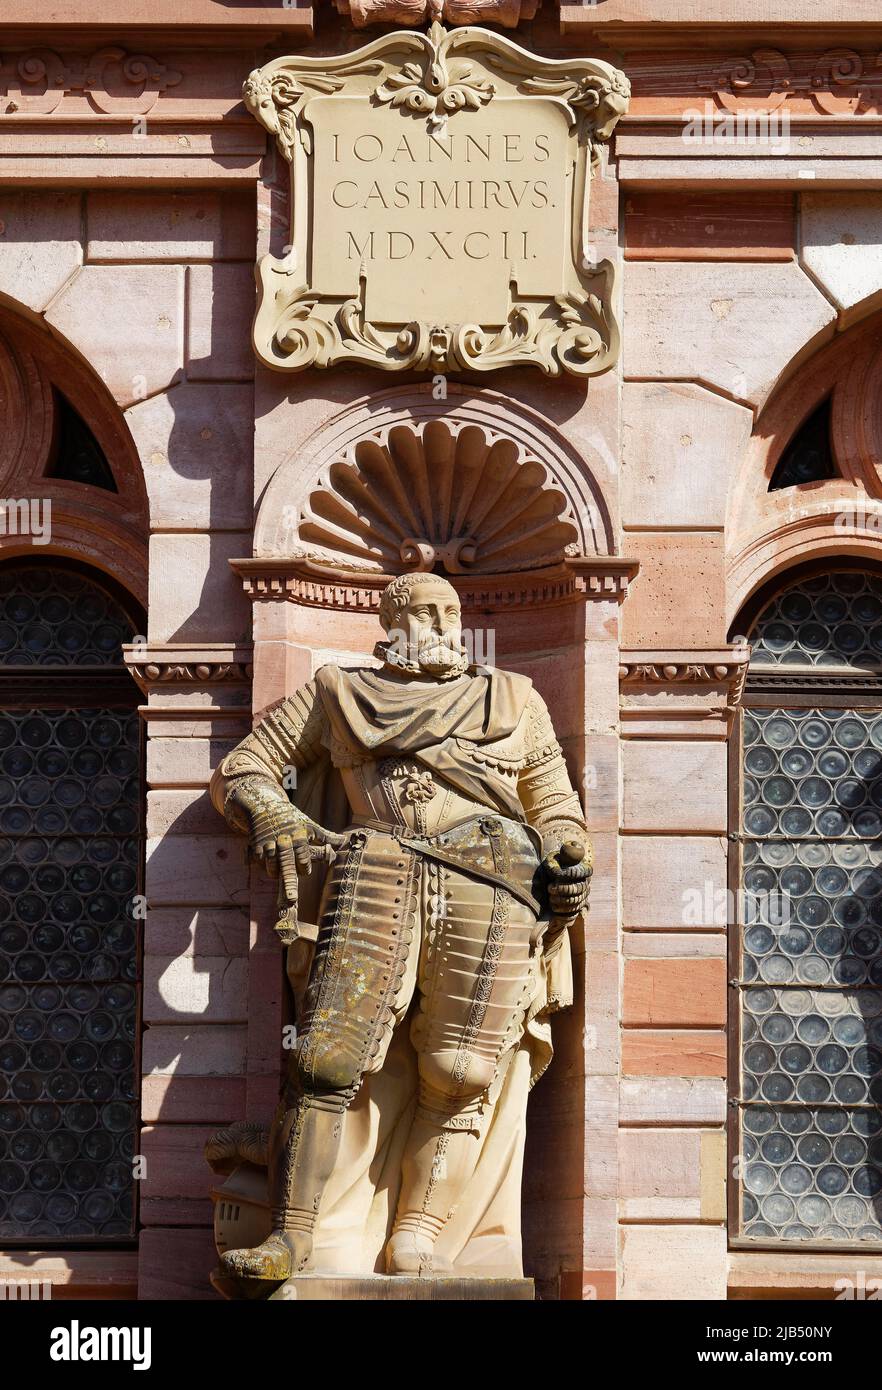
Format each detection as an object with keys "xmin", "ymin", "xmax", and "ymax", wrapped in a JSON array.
[{"xmin": 210, "ymin": 573, "xmax": 591, "ymax": 1283}]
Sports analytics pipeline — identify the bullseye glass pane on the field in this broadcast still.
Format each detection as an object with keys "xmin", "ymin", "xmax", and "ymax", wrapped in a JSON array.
[
  {"xmin": 0, "ymin": 706, "xmax": 139, "ymax": 1240},
  {"xmin": 0, "ymin": 571, "xmax": 142, "ymax": 1253},
  {"xmin": 0, "ymin": 567, "xmax": 133, "ymax": 667},
  {"xmin": 750, "ymin": 572, "xmax": 882, "ymax": 670},
  {"xmin": 738, "ymin": 699, "xmax": 882, "ymax": 1244}
]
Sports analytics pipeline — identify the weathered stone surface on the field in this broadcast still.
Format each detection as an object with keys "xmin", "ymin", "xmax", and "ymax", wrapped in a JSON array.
[
  {"xmin": 622, "ymin": 1029, "xmax": 727, "ymax": 1078},
  {"xmin": 801, "ymin": 192, "xmax": 882, "ymax": 326},
  {"xmin": 620, "ymin": 1077, "xmax": 727, "ymax": 1126},
  {"xmin": 624, "ymin": 190, "xmax": 795, "ymax": 261},
  {"xmin": 142, "ymin": 1023, "xmax": 247, "ymax": 1076},
  {"xmin": 263, "ymin": 1275, "xmax": 535, "ymax": 1301},
  {"xmin": 45, "ymin": 264, "xmax": 185, "ymax": 406},
  {"xmin": 127, "ymin": 383, "xmax": 253, "ymax": 530},
  {"xmin": 87, "ymin": 189, "xmax": 255, "ymax": 262},
  {"xmin": 186, "ymin": 264, "xmax": 255, "ymax": 380},
  {"xmin": 622, "ymin": 741, "xmax": 727, "ymax": 833},
  {"xmin": 625, "ymin": 932, "xmax": 725, "ymax": 959},
  {"xmin": 623, "ymin": 261, "xmax": 835, "ymax": 407},
  {"xmin": 145, "ymin": 833, "xmax": 248, "ymax": 907},
  {"xmin": 145, "ymin": 907, "xmax": 248, "ymax": 958},
  {"xmin": 139, "ymin": 1124, "xmax": 219, "ymax": 1225},
  {"xmin": 621, "ymin": 382, "xmax": 752, "ymax": 528},
  {"xmin": 147, "ymin": 532, "xmax": 252, "ymax": 643},
  {"xmin": 138, "ymin": 1228, "xmax": 219, "ymax": 1302},
  {"xmin": 0, "ymin": 191, "xmax": 82, "ymax": 311},
  {"xmin": 143, "ymin": 954, "xmax": 248, "ymax": 1023},
  {"xmin": 620, "ymin": 1225, "xmax": 726, "ymax": 1301},
  {"xmin": 623, "ymin": 958, "xmax": 727, "ymax": 1027},
  {"xmin": 620, "ymin": 533, "xmax": 726, "ymax": 647},
  {"xmin": 147, "ymin": 739, "xmax": 237, "ymax": 790},
  {"xmin": 619, "ymin": 1129, "xmax": 701, "ymax": 1200},
  {"xmin": 140, "ymin": 1074, "xmax": 247, "ymax": 1124},
  {"xmin": 147, "ymin": 789, "xmax": 222, "ymax": 837},
  {"xmin": 622, "ymin": 835, "xmax": 727, "ymax": 930}
]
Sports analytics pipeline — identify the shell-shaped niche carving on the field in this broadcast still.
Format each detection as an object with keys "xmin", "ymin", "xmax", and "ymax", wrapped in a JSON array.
[{"xmin": 297, "ymin": 420, "xmax": 580, "ymax": 574}]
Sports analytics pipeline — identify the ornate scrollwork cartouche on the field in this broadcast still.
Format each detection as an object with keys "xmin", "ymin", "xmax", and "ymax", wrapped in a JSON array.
[{"xmin": 242, "ymin": 23, "xmax": 630, "ymax": 377}]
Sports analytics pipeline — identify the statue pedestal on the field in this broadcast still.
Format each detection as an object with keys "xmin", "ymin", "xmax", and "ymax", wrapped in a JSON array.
[
  {"xmin": 270, "ymin": 1275, "xmax": 535, "ymax": 1301},
  {"xmin": 211, "ymin": 1268, "xmax": 533, "ymax": 1301}
]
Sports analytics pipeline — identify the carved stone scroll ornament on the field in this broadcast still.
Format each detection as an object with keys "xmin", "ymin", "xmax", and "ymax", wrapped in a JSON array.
[
  {"xmin": 701, "ymin": 46, "xmax": 882, "ymax": 116},
  {"xmin": 334, "ymin": 1, "xmax": 540, "ymax": 28},
  {"xmin": 0, "ymin": 47, "xmax": 182, "ymax": 116},
  {"xmin": 243, "ymin": 23, "xmax": 629, "ymax": 376}
]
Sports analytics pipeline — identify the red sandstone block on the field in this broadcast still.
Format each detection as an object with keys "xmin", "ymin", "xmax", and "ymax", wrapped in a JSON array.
[
  {"xmin": 621, "ymin": 1029, "xmax": 726, "ymax": 1077},
  {"xmin": 147, "ymin": 531, "xmax": 253, "ymax": 644},
  {"xmin": 624, "ymin": 191, "xmax": 795, "ymax": 261},
  {"xmin": 623, "ymin": 260, "xmax": 835, "ymax": 411},
  {"xmin": 622, "ymin": 740, "xmax": 727, "ymax": 834},
  {"xmin": 622, "ymin": 835, "xmax": 727, "ymax": 931},
  {"xmin": 623, "ymin": 958, "xmax": 727, "ymax": 1027},
  {"xmin": 145, "ymin": 833, "xmax": 248, "ymax": 908},
  {"xmin": 560, "ymin": 1269, "xmax": 616, "ymax": 1301},
  {"xmin": 87, "ymin": 189, "xmax": 255, "ymax": 262},
  {"xmin": 45, "ymin": 263, "xmax": 184, "ymax": 407},
  {"xmin": 142, "ymin": 1023, "xmax": 247, "ymax": 1076},
  {"xmin": 186, "ymin": 264, "xmax": 255, "ymax": 381},
  {"xmin": 620, "ymin": 531, "xmax": 726, "ymax": 648},
  {"xmin": 145, "ymin": 907, "xmax": 249, "ymax": 958},
  {"xmin": 138, "ymin": 1227, "xmax": 219, "ymax": 1301},
  {"xmin": 0, "ymin": 191, "xmax": 82, "ymax": 311},
  {"xmin": 619, "ymin": 1129, "xmax": 701, "ymax": 1200},
  {"xmin": 127, "ymin": 382, "xmax": 254, "ymax": 530},
  {"xmin": 146, "ymin": 737, "xmax": 238, "ymax": 790},
  {"xmin": 139, "ymin": 1125, "xmax": 218, "ymax": 1227},
  {"xmin": 140, "ymin": 1074, "xmax": 246, "ymax": 1123},
  {"xmin": 143, "ymin": 954, "xmax": 248, "ymax": 1024}
]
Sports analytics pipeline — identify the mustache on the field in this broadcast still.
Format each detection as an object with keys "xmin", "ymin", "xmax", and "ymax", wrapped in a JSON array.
[{"xmin": 417, "ymin": 631, "xmax": 463, "ymax": 650}]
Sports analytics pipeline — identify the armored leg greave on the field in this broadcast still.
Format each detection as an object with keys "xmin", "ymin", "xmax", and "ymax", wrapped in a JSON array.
[
  {"xmin": 221, "ymin": 831, "xmax": 421, "ymax": 1282},
  {"xmin": 221, "ymin": 823, "xmax": 542, "ymax": 1282},
  {"xmin": 387, "ymin": 850, "xmax": 540, "ymax": 1274}
]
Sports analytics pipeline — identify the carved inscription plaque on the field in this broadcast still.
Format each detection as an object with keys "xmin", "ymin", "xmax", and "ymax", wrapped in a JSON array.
[{"xmin": 244, "ymin": 23, "xmax": 630, "ymax": 376}]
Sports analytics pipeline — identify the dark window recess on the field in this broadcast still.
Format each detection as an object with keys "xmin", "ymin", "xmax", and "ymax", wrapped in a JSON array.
[
  {"xmin": 769, "ymin": 399, "xmax": 837, "ymax": 492},
  {"xmin": 45, "ymin": 393, "xmax": 117, "ymax": 493},
  {"xmin": 0, "ymin": 563, "xmax": 142, "ymax": 1244}
]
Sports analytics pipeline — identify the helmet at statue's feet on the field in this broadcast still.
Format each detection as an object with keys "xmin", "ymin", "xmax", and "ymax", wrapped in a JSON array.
[
  {"xmin": 220, "ymin": 1230, "xmax": 312, "ymax": 1281},
  {"xmin": 385, "ymin": 1229, "xmax": 454, "ymax": 1277}
]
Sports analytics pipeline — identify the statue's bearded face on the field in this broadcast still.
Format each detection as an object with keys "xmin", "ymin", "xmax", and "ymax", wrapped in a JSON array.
[{"xmin": 392, "ymin": 581, "xmax": 465, "ymax": 675}]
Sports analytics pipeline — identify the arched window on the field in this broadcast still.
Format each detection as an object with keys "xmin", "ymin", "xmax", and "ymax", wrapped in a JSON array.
[
  {"xmin": 0, "ymin": 560, "xmax": 142, "ymax": 1244},
  {"xmin": 733, "ymin": 567, "xmax": 882, "ymax": 1248}
]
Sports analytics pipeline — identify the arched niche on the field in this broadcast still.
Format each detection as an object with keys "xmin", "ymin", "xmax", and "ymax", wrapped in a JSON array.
[
  {"xmin": 254, "ymin": 384, "xmax": 615, "ymax": 571},
  {"xmin": 238, "ymin": 383, "xmax": 634, "ymax": 1295},
  {"xmin": 0, "ymin": 302, "xmax": 148, "ymax": 608},
  {"xmin": 728, "ymin": 312, "xmax": 882, "ymax": 625}
]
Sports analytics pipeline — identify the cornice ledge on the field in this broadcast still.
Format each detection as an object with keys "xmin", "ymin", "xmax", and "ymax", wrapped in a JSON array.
[
  {"xmin": 619, "ymin": 645, "xmax": 750, "ymax": 706},
  {"xmin": 231, "ymin": 555, "xmax": 608, "ymax": 609},
  {"xmin": 565, "ymin": 555, "xmax": 639, "ymax": 602},
  {"xmin": 0, "ymin": 2, "xmax": 314, "ymax": 37},
  {"xmin": 122, "ymin": 642, "xmax": 254, "ymax": 695}
]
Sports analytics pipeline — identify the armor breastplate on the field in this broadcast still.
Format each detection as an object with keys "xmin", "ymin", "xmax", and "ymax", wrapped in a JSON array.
[{"xmin": 339, "ymin": 757, "xmax": 501, "ymax": 835}]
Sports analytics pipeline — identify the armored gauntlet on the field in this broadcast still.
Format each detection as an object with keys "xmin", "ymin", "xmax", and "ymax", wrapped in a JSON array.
[
  {"xmin": 543, "ymin": 841, "xmax": 593, "ymax": 921},
  {"xmin": 224, "ymin": 776, "xmax": 312, "ymax": 876}
]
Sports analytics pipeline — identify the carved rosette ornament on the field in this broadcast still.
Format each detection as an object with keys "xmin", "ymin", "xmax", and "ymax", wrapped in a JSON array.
[{"xmin": 243, "ymin": 23, "xmax": 629, "ymax": 376}]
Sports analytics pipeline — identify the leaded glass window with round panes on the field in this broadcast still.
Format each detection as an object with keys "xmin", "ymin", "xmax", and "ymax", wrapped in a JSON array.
[
  {"xmin": 0, "ymin": 562, "xmax": 142, "ymax": 1243},
  {"xmin": 734, "ymin": 569, "xmax": 882, "ymax": 1247}
]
